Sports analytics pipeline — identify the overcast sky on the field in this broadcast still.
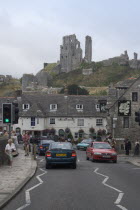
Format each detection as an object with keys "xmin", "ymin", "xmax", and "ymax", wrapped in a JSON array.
[{"xmin": 0, "ymin": 0, "xmax": 140, "ymax": 78}]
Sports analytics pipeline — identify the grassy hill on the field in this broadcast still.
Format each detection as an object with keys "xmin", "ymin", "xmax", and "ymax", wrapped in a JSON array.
[
  {"xmin": 50, "ymin": 62, "xmax": 140, "ymax": 88},
  {"xmin": 0, "ymin": 79, "xmax": 21, "ymax": 97}
]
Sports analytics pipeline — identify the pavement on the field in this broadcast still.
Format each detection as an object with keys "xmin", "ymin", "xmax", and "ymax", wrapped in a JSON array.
[
  {"xmin": 0, "ymin": 148, "xmax": 37, "ymax": 209},
  {"xmin": 0, "ymin": 151, "xmax": 140, "ymax": 210}
]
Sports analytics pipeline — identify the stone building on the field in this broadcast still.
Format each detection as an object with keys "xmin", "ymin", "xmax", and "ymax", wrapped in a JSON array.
[
  {"xmin": 107, "ymin": 77, "xmax": 140, "ymax": 152},
  {"xmin": 60, "ymin": 34, "xmax": 83, "ymax": 73},
  {"xmin": 85, "ymin": 36, "xmax": 92, "ymax": 63}
]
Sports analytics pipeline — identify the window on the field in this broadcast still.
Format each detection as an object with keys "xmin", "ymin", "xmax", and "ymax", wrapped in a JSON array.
[
  {"xmin": 96, "ymin": 104, "xmax": 100, "ymax": 111},
  {"xmin": 50, "ymin": 104, "xmax": 57, "ymax": 110},
  {"xmin": 31, "ymin": 117, "xmax": 35, "ymax": 126},
  {"xmin": 123, "ymin": 117, "xmax": 129, "ymax": 128},
  {"xmin": 77, "ymin": 119, "xmax": 84, "ymax": 126},
  {"xmin": 96, "ymin": 118, "xmax": 103, "ymax": 126},
  {"xmin": 23, "ymin": 104, "xmax": 29, "ymax": 110},
  {"xmin": 75, "ymin": 132, "xmax": 78, "ymax": 138},
  {"xmin": 76, "ymin": 104, "xmax": 83, "ymax": 110},
  {"xmin": 50, "ymin": 118, "xmax": 55, "ymax": 124},
  {"xmin": 132, "ymin": 92, "xmax": 138, "ymax": 102}
]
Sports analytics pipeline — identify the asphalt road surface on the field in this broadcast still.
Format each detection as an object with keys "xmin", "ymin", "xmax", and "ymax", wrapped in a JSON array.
[{"xmin": 3, "ymin": 150, "xmax": 140, "ymax": 210}]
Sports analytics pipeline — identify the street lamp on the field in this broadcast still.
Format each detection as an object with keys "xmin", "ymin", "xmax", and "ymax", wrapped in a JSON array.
[{"xmin": 112, "ymin": 117, "xmax": 117, "ymax": 138}]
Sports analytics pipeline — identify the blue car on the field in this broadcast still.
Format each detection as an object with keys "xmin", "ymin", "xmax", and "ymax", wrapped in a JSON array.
[
  {"xmin": 45, "ymin": 142, "xmax": 77, "ymax": 169},
  {"xmin": 37, "ymin": 140, "xmax": 54, "ymax": 155},
  {"xmin": 77, "ymin": 139, "xmax": 93, "ymax": 150}
]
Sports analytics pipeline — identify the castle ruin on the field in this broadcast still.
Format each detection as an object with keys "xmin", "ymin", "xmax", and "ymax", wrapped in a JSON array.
[
  {"xmin": 85, "ymin": 36, "xmax": 92, "ymax": 63},
  {"xmin": 60, "ymin": 34, "xmax": 83, "ymax": 73}
]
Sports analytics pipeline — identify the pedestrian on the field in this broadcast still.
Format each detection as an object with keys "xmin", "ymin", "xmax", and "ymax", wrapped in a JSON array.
[
  {"xmin": 111, "ymin": 139, "xmax": 116, "ymax": 149},
  {"xmin": 134, "ymin": 140, "xmax": 140, "ymax": 156},
  {"xmin": 125, "ymin": 139, "xmax": 131, "ymax": 155},
  {"xmin": 5, "ymin": 139, "xmax": 16, "ymax": 167},
  {"xmin": 22, "ymin": 132, "xmax": 30, "ymax": 156},
  {"xmin": 12, "ymin": 133, "xmax": 19, "ymax": 154}
]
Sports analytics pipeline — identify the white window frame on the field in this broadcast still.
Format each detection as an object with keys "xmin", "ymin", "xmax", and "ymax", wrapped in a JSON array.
[
  {"xmin": 50, "ymin": 104, "xmax": 57, "ymax": 110},
  {"xmin": 31, "ymin": 117, "xmax": 35, "ymax": 126},
  {"xmin": 50, "ymin": 118, "xmax": 55, "ymax": 124},
  {"xmin": 76, "ymin": 104, "xmax": 83, "ymax": 110},
  {"xmin": 77, "ymin": 119, "xmax": 84, "ymax": 126},
  {"xmin": 96, "ymin": 104, "xmax": 100, "ymax": 112},
  {"xmin": 96, "ymin": 118, "xmax": 103, "ymax": 126},
  {"xmin": 23, "ymin": 104, "xmax": 30, "ymax": 110}
]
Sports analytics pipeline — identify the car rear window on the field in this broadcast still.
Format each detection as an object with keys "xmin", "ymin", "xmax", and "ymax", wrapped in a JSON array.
[
  {"xmin": 50, "ymin": 142, "xmax": 72, "ymax": 149},
  {"xmin": 93, "ymin": 143, "xmax": 112, "ymax": 149}
]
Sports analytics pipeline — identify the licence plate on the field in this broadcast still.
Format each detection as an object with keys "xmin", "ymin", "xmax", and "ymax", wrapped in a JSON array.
[
  {"xmin": 56, "ymin": 154, "xmax": 66, "ymax": 157},
  {"xmin": 102, "ymin": 155, "xmax": 111, "ymax": 158}
]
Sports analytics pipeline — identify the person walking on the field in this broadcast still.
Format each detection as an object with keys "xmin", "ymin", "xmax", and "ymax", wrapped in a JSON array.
[
  {"xmin": 12, "ymin": 133, "xmax": 19, "ymax": 154},
  {"xmin": 5, "ymin": 139, "xmax": 16, "ymax": 167},
  {"xmin": 22, "ymin": 132, "xmax": 30, "ymax": 156},
  {"xmin": 134, "ymin": 140, "xmax": 140, "ymax": 156}
]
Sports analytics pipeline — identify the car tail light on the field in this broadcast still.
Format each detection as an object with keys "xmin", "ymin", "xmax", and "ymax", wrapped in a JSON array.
[
  {"xmin": 72, "ymin": 151, "xmax": 76, "ymax": 157},
  {"xmin": 46, "ymin": 151, "xmax": 51, "ymax": 157},
  {"xmin": 40, "ymin": 146, "xmax": 43, "ymax": 149}
]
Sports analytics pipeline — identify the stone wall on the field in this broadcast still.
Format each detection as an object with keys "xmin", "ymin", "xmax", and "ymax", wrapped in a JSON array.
[
  {"xmin": 85, "ymin": 36, "xmax": 92, "ymax": 63},
  {"xmin": 60, "ymin": 34, "xmax": 83, "ymax": 73},
  {"xmin": 0, "ymin": 137, "xmax": 9, "ymax": 166}
]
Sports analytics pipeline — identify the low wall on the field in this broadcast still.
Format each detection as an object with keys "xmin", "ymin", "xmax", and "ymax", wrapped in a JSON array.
[{"xmin": 0, "ymin": 137, "xmax": 9, "ymax": 166}]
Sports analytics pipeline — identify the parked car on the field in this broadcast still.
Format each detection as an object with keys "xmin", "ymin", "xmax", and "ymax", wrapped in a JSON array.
[
  {"xmin": 37, "ymin": 140, "xmax": 55, "ymax": 155},
  {"xmin": 77, "ymin": 139, "xmax": 93, "ymax": 150},
  {"xmin": 45, "ymin": 142, "xmax": 77, "ymax": 169},
  {"xmin": 86, "ymin": 141, "xmax": 117, "ymax": 163}
]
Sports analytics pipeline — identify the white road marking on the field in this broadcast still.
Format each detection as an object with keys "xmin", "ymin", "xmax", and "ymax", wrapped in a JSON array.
[
  {"xmin": 94, "ymin": 168, "xmax": 127, "ymax": 210},
  {"xmin": 40, "ymin": 159, "xmax": 45, "ymax": 162},
  {"xmin": 78, "ymin": 159, "xmax": 80, "ymax": 162},
  {"xmin": 16, "ymin": 168, "xmax": 47, "ymax": 210},
  {"xmin": 117, "ymin": 204, "xmax": 128, "ymax": 210},
  {"xmin": 115, "ymin": 193, "xmax": 124, "ymax": 204}
]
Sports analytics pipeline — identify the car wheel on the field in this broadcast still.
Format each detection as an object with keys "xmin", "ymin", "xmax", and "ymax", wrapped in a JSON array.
[
  {"xmin": 72, "ymin": 163, "xmax": 77, "ymax": 169},
  {"xmin": 46, "ymin": 163, "xmax": 51, "ymax": 169},
  {"xmin": 92, "ymin": 156, "xmax": 95, "ymax": 162},
  {"xmin": 86, "ymin": 155, "xmax": 89, "ymax": 160},
  {"xmin": 113, "ymin": 160, "xmax": 117, "ymax": 163}
]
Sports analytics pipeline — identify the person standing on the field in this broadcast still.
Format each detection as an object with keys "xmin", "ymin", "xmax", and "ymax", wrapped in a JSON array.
[
  {"xmin": 134, "ymin": 140, "xmax": 140, "ymax": 156},
  {"xmin": 22, "ymin": 132, "xmax": 30, "ymax": 156},
  {"xmin": 12, "ymin": 133, "xmax": 19, "ymax": 154},
  {"xmin": 125, "ymin": 139, "xmax": 131, "ymax": 155},
  {"xmin": 5, "ymin": 139, "xmax": 16, "ymax": 167}
]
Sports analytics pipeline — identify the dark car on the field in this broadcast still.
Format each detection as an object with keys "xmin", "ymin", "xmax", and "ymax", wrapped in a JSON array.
[
  {"xmin": 37, "ymin": 140, "xmax": 54, "ymax": 155},
  {"xmin": 77, "ymin": 139, "xmax": 93, "ymax": 150},
  {"xmin": 86, "ymin": 142, "xmax": 117, "ymax": 163},
  {"xmin": 45, "ymin": 142, "xmax": 77, "ymax": 169}
]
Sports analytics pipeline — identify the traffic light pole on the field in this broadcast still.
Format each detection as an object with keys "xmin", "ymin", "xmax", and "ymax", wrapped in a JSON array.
[{"xmin": 9, "ymin": 124, "xmax": 11, "ymax": 139}]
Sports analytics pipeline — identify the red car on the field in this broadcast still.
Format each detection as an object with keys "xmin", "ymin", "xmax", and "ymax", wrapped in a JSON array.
[{"xmin": 86, "ymin": 142, "xmax": 117, "ymax": 163}]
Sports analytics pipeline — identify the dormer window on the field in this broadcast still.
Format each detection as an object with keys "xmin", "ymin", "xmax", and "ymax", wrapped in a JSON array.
[
  {"xmin": 50, "ymin": 104, "xmax": 57, "ymax": 110},
  {"xmin": 96, "ymin": 104, "xmax": 100, "ymax": 112},
  {"xmin": 23, "ymin": 104, "xmax": 30, "ymax": 110},
  {"xmin": 76, "ymin": 104, "xmax": 83, "ymax": 110}
]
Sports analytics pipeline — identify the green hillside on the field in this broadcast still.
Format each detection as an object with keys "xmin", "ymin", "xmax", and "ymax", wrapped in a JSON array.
[{"xmin": 50, "ymin": 62, "xmax": 140, "ymax": 87}]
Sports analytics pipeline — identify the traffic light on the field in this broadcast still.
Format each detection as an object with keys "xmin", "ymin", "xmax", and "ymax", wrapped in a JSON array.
[
  {"xmin": 12, "ymin": 103, "xmax": 19, "ymax": 124},
  {"xmin": 2, "ymin": 103, "xmax": 12, "ymax": 123},
  {"xmin": 135, "ymin": 111, "xmax": 140, "ymax": 125}
]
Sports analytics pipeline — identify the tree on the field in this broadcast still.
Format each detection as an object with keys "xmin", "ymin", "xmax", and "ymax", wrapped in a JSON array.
[{"xmin": 60, "ymin": 84, "xmax": 89, "ymax": 95}]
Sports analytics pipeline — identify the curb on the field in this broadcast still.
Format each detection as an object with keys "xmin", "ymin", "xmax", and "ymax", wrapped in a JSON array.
[{"xmin": 0, "ymin": 160, "xmax": 37, "ymax": 209}]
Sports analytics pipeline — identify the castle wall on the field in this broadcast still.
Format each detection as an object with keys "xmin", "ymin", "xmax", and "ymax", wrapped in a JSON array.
[
  {"xmin": 60, "ymin": 34, "xmax": 82, "ymax": 73},
  {"xmin": 85, "ymin": 36, "xmax": 92, "ymax": 63},
  {"xmin": 22, "ymin": 74, "xmax": 35, "ymax": 91}
]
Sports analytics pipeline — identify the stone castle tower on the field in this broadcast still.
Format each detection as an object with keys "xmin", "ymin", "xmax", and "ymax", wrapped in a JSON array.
[
  {"xmin": 85, "ymin": 36, "xmax": 92, "ymax": 63},
  {"xmin": 60, "ymin": 34, "xmax": 83, "ymax": 73}
]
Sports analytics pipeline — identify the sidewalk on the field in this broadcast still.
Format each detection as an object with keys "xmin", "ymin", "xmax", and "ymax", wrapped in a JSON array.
[
  {"xmin": 0, "ymin": 148, "xmax": 37, "ymax": 209},
  {"xmin": 118, "ymin": 154, "xmax": 140, "ymax": 167}
]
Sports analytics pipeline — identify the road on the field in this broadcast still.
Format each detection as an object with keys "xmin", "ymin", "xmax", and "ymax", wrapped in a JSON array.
[{"xmin": 3, "ymin": 150, "xmax": 140, "ymax": 210}]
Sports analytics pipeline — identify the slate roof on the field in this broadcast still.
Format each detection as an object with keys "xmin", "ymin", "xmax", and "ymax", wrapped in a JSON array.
[
  {"xmin": 19, "ymin": 93, "xmax": 108, "ymax": 118},
  {"xmin": 115, "ymin": 78, "xmax": 136, "ymax": 88}
]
